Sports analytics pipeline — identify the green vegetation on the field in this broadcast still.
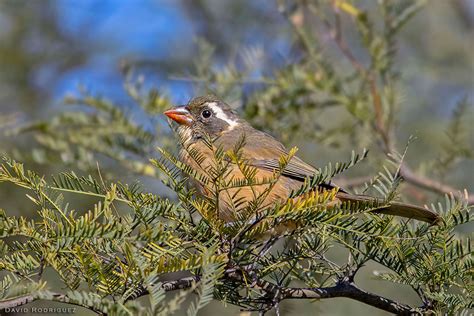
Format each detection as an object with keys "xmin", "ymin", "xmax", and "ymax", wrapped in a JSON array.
[{"xmin": 0, "ymin": 1, "xmax": 472, "ymax": 315}]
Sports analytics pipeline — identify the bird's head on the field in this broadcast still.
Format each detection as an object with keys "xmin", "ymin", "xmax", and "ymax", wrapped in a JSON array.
[{"xmin": 164, "ymin": 95, "xmax": 240, "ymax": 140}]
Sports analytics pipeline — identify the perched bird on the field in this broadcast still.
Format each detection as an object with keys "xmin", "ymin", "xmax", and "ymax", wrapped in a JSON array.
[{"xmin": 164, "ymin": 95, "xmax": 440, "ymax": 224}]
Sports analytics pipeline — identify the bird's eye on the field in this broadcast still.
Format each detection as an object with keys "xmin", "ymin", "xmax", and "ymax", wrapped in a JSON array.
[{"xmin": 201, "ymin": 109, "xmax": 212, "ymax": 119}]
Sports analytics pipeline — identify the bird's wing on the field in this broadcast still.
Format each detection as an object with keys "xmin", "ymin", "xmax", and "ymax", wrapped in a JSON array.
[
  {"xmin": 222, "ymin": 128, "xmax": 319, "ymax": 181},
  {"xmin": 216, "ymin": 127, "xmax": 340, "ymax": 190},
  {"xmin": 246, "ymin": 156, "xmax": 316, "ymax": 181}
]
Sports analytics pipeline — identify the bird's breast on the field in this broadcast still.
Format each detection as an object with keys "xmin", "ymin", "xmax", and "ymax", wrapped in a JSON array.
[{"xmin": 178, "ymin": 140, "xmax": 302, "ymax": 222}]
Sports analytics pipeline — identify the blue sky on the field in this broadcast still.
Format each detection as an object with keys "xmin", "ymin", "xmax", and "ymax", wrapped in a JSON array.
[
  {"xmin": 46, "ymin": 0, "xmax": 290, "ymax": 106},
  {"xmin": 51, "ymin": 1, "xmax": 195, "ymax": 103},
  {"xmin": 2, "ymin": 0, "xmax": 469, "ymax": 119}
]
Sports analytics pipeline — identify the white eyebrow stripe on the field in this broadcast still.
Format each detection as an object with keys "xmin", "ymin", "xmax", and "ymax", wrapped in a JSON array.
[{"xmin": 206, "ymin": 102, "xmax": 238, "ymax": 129}]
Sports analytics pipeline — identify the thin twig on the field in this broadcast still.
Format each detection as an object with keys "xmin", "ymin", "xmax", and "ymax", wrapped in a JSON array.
[
  {"xmin": 318, "ymin": 3, "xmax": 473, "ymax": 205},
  {"xmin": 400, "ymin": 165, "xmax": 474, "ymax": 204}
]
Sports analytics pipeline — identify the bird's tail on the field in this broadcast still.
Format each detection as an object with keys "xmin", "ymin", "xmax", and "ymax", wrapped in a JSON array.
[{"xmin": 336, "ymin": 192, "xmax": 440, "ymax": 224}]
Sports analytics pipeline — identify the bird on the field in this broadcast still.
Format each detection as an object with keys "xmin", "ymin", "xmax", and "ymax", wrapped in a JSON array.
[{"xmin": 164, "ymin": 95, "xmax": 440, "ymax": 224}]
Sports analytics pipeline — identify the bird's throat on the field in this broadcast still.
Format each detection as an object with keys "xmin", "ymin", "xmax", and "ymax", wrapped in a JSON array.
[{"xmin": 177, "ymin": 126, "xmax": 193, "ymax": 145}]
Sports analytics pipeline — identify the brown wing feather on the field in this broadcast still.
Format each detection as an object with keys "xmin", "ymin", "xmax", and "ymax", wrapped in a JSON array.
[{"xmin": 217, "ymin": 127, "xmax": 319, "ymax": 181}]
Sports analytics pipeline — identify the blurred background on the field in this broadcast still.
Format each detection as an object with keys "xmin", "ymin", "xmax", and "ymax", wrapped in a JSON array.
[{"xmin": 0, "ymin": 0, "xmax": 472, "ymax": 315}]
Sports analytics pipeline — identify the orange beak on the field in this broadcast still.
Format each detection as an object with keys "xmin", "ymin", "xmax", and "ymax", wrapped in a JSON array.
[{"xmin": 163, "ymin": 106, "xmax": 193, "ymax": 126}]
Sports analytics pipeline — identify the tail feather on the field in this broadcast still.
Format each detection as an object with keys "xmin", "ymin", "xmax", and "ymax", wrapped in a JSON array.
[{"xmin": 336, "ymin": 192, "xmax": 440, "ymax": 224}]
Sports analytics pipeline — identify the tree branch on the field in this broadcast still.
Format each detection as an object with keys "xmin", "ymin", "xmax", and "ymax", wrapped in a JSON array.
[
  {"xmin": 319, "ymin": 1, "xmax": 473, "ymax": 205},
  {"xmin": 0, "ymin": 276, "xmax": 200, "ymax": 314},
  {"xmin": 335, "ymin": 168, "xmax": 473, "ymax": 204},
  {"xmin": 225, "ymin": 269, "xmax": 421, "ymax": 315},
  {"xmin": 399, "ymin": 165, "xmax": 474, "ymax": 204},
  {"xmin": 280, "ymin": 281, "xmax": 417, "ymax": 315},
  {"xmin": 1, "ymin": 272, "xmax": 424, "ymax": 315},
  {"xmin": 161, "ymin": 276, "xmax": 200, "ymax": 292}
]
